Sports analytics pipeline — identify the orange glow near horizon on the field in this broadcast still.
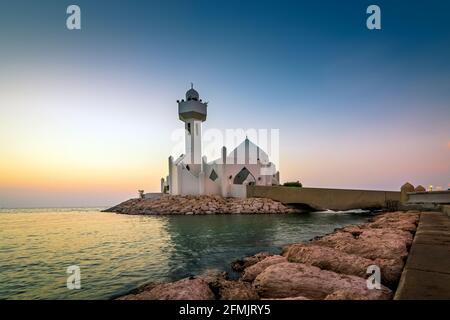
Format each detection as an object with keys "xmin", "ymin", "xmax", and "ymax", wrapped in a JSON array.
[
  {"xmin": 0, "ymin": 144, "xmax": 166, "ymax": 191},
  {"xmin": 1, "ymin": 57, "xmax": 449, "ymax": 207}
]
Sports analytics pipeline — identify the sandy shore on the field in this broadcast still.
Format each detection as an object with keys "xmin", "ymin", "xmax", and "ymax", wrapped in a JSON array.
[{"xmin": 117, "ymin": 210, "xmax": 420, "ymax": 300}]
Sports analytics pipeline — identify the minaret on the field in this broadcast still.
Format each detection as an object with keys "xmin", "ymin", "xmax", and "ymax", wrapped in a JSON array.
[{"xmin": 177, "ymin": 84, "xmax": 207, "ymax": 172}]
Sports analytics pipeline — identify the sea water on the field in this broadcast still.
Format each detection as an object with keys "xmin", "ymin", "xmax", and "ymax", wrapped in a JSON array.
[{"xmin": 0, "ymin": 208, "xmax": 370, "ymax": 299}]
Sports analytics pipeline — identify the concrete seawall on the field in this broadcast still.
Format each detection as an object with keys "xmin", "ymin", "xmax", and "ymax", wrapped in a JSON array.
[
  {"xmin": 395, "ymin": 212, "xmax": 450, "ymax": 299},
  {"xmin": 247, "ymin": 185, "xmax": 400, "ymax": 211}
]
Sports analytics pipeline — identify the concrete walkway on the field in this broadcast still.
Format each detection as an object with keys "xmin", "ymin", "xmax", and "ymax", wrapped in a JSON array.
[{"xmin": 395, "ymin": 212, "xmax": 450, "ymax": 299}]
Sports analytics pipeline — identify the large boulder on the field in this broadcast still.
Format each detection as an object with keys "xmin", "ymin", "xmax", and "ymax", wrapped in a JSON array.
[
  {"xmin": 368, "ymin": 212, "xmax": 419, "ymax": 233},
  {"xmin": 195, "ymin": 269, "xmax": 228, "ymax": 284},
  {"xmin": 314, "ymin": 226, "xmax": 412, "ymax": 260},
  {"xmin": 373, "ymin": 258, "xmax": 405, "ymax": 288},
  {"xmin": 213, "ymin": 280, "xmax": 260, "ymax": 300},
  {"xmin": 118, "ymin": 277, "xmax": 215, "ymax": 300},
  {"xmin": 231, "ymin": 252, "xmax": 274, "ymax": 272},
  {"xmin": 285, "ymin": 244, "xmax": 372, "ymax": 276},
  {"xmin": 195, "ymin": 269, "xmax": 259, "ymax": 300},
  {"xmin": 284, "ymin": 244, "xmax": 404, "ymax": 288},
  {"xmin": 253, "ymin": 262, "xmax": 392, "ymax": 300},
  {"xmin": 242, "ymin": 255, "xmax": 287, "ymax": 282}
]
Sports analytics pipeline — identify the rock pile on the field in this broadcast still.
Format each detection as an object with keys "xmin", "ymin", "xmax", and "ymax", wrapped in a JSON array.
[
  {"xmin": 118, "ymin": 270, "xmax": 258, "ymax": 300},
  {"xmin": 104, "ymin": 195, "xmax": 299, "ymax": 215},
  {"xmin": 117, "ymin": 211, "xmax": 420, "ymax": 300}
]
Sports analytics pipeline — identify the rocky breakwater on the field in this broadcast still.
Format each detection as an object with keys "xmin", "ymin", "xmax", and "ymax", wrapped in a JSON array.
[
  {"xmin": 117, "ymin": 211, "xmax": 420, "ymax": 300},
  {"xmin": 104, "ymin": 195, "xmax": 300, "ymax": 215}
]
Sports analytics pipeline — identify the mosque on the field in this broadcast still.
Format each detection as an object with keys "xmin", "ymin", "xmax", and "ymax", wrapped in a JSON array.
[{"xmin": 160, "ymin": 86, "xmax": 280, "ymax": 198}]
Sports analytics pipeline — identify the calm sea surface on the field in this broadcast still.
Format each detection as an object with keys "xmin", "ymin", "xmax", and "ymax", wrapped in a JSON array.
[{"xmin": 0, "ymin": 208, "xmax": 371, "ymax": 299}]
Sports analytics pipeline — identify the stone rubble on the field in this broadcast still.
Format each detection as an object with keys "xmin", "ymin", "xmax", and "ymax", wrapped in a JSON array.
[
  {"xmin": 117, "ymin": 277, "xmax": 215, "ymax": 300},
  {"xmin": 241, "ymin": 255, "xmax": 288, "ymax": 282},
  {"xmin": 230, "ymin": 252, "xmax": 274, "ymax": 272},
  {"xmin": 104, "ymin": 195, "xmax": 300, "ymax": 215},
  {"xmin": 252, "ymin": 262, "xmax": 393, "ymax": 300}
]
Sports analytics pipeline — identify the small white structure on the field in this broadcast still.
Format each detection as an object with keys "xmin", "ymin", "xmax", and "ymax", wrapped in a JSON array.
[{"xmin": 161, "ymin": 86, "xmax": 280, "ymax": 198}]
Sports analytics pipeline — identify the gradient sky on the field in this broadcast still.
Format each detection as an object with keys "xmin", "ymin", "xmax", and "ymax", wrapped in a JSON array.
[{"xmin": 0, "ymin": 0, "xmax": 449, "ymax": 207}]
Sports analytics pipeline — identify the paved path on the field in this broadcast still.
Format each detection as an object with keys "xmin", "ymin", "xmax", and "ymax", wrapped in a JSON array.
[{"xmin": 395, "ymin": 212, "xmax": 450, "ymax": 299}]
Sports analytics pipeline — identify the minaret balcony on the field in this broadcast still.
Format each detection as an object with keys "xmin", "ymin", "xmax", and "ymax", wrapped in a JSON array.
[{"xmin": 178, "ymin": 100, "xmax": 207, "ymax": 121}]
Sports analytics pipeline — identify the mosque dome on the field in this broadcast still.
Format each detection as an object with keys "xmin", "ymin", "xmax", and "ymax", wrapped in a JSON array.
[{"xmin": 186, "ymin": 87, "xmax": 199, "ymax": 101}]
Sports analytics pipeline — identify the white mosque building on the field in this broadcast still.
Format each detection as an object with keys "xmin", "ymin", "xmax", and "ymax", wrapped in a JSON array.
[{"xmin": 160, "ymin": 86, "xmax": 280, "ymax": 198}]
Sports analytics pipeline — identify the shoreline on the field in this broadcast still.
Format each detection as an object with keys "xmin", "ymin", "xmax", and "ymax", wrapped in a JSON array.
[
  {"xmin": 103, "ymin": 195, "xmax": 302, "ymax": 215},
  {"xmin": 117, "ymin": 210, "xmax": 420, "ymax": 300}
]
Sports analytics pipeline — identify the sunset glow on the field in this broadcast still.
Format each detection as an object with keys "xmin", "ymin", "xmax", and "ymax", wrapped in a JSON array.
[{"xmin": 0, "ymin": 0, "xmax": 449, "ymax": 207}]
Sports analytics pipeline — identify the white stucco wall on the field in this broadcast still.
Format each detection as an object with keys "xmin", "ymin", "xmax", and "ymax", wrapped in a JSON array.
[
  {"xmin": 178, "ymin": 166, "xmax": 200, "ymax": 195},
  {"xmin": 230, "ymin": 184, "xmax": 247, "ymax": 198},
  {"xmin": 203, "ymin": 164, "xmax": 221, "ymax": 195}
]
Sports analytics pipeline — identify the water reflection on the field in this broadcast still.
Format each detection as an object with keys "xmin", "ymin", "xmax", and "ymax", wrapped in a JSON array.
[{"xmin": 160, "ymin": 215, "xmax": 282, "ymax": 279}]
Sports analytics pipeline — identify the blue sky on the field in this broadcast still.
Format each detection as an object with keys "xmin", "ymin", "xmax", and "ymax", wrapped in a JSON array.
[{"xmin": 0, "ymin": 0, "xmax": 449, "ymax": 207}]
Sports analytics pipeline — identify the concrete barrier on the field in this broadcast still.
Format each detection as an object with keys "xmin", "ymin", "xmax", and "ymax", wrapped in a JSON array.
[
  {"xmin": 407, "ymin": 191, "xmax": 450, "ymax": 204},
  {"xmin": 395, "ymin": 212, "xmax": 450, "ymax": 299},
  {"xmin": 443, "ymin": 205, "xmax": 450, "ymax": 217},
  {"xmin": 247, "ymin": 185, "xmax": 400, "ymax": 211}
]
